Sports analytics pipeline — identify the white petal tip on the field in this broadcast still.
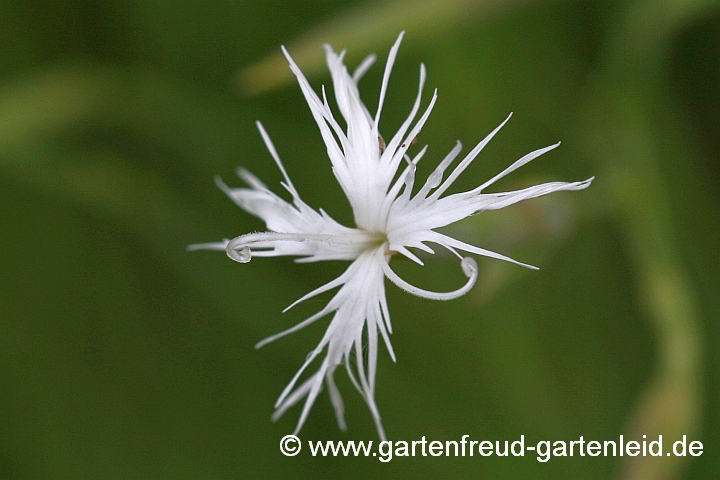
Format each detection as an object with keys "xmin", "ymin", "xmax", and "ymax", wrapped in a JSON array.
[
  {"xmin": 254, "ymin": 333, "xmax": 280, "ymax": 350},
  {"xmin": 514, "ymin": 259, "xmax": 539, "ymax": 270}
]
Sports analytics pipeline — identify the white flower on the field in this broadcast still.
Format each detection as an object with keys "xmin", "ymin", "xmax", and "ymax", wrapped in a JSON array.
[{"xmin": 190, "ymin": 32, "xmax": 592, "ymax": 440}]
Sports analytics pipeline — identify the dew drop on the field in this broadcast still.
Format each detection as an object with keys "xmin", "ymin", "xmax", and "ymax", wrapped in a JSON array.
[
  {"xmin": 404, "ymin": 164, "xmax": 416, "ymax": 187},
  {"xmin": 461, "ymin": 257, "xmax": 477, "ymax": 277},
  {"xmin": 427, "ymin": 170, "xmax": 443, "ymax": 189},
  {"xmin": 237, "ymin": 246, "xmax": 252, "ymax": 263}
]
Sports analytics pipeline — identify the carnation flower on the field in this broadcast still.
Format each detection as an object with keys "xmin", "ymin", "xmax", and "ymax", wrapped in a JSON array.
[{"xmin": 190, "ymin": 32, "xmax": 592, "ymax": 440}]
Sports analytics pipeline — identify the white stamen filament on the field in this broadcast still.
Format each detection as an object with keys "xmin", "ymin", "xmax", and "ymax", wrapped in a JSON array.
[{"xmin": 378, "ymin": 248, "xmax": 478, "ymax": 301}]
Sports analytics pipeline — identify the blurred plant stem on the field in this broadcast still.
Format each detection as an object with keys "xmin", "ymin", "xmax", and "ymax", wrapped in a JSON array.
[
  {"xmin": 589, "ymin": 86, "xmax": 703, "ymax": 480},
  {"xmin": 236, "ymin": 0, "xmax": 540, "ymax": 96},
  {"xmin": 581, "ymin": 1, "xmax": 715, "ymax": 478}
]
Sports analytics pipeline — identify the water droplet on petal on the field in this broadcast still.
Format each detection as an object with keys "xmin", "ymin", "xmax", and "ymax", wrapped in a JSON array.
[
  {"xmin": 404, "ymin": 164, "xmax": 416, "ymax": 187},
  {"xmin": 427, "ymin": 170, "xmax": 443, "ymax": 188},
  {"xmin": 237, "ymin": 246, "xmax": 252, "ymax": 263},
  {"xmin": 461, "ymin": 257, "xmax": 477, "ymax": 277}
]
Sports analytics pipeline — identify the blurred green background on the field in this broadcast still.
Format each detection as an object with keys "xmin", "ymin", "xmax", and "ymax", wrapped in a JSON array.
[{"xmin": 1, "ymin": 0, "xmax": 718, "ymax": 478}]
